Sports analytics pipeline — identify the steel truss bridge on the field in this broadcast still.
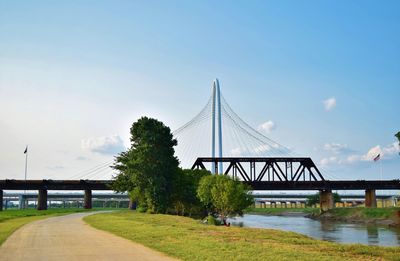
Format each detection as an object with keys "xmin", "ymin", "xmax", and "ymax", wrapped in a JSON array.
[
  {"xmin": 192, "ymin": 157, "xmax": 325, "ymax": 182},
  {"xmin": 191, "ymin": 157, "xmax": 400, "ymax": 190}
]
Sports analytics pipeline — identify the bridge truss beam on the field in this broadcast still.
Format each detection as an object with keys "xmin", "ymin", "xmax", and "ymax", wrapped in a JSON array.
[{"xmin": 192, "ymin": 157, "xmax": 325, "ymax": 182}]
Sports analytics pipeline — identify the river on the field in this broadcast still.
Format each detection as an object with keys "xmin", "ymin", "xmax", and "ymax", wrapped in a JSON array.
[{"xmin": 228, "ymin": 214, "xmax": 400, "ymax": 246}]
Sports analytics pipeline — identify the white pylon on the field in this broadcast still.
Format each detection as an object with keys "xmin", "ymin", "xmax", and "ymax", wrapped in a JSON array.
[{"xmin": 211, "ymin": 79, "xmax": 223, "ymax": 174}]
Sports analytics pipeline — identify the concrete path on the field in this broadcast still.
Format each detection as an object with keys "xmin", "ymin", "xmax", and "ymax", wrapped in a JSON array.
[{"xmin": 0, "ymin": 212, "xmax": 178, "ymax": 261}]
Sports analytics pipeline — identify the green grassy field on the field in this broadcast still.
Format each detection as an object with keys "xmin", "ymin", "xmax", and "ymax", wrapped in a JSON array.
[
  {"xmin": 0, "ymin": 209, "xmax": 92, "ymax": 245},
  {"xmin": 84, "ymin": 211, "xmax": 400, "ymax": 261}
]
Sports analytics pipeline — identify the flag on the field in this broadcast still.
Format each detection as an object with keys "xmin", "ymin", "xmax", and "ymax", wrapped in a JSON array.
[
  {"xmin": 373, "ymin": 154, "xmax": 380, "ymax": 162},
  {"xmin": 24, "ymin": 146, "xmax": 28, "ymax": 154}
]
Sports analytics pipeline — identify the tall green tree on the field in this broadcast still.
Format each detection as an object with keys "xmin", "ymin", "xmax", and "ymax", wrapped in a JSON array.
[
  {"xmin": 171, "ymin": 168, "xmax": 211, "ymax": 216},
  {"xmin": 197, "ymin": 175, "xmax": 254, "ymax": 223},
  {"xmin": 395, "ymin": 132, "xmax": 400, "ymax": 148},
  {"xmin": 112, "ymin": 117, "xmax": 179, "ymax": 213}
]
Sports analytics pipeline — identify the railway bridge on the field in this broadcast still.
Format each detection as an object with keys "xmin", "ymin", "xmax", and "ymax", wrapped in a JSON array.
[{"xmin": 1, "ymin": 157, "xmax": 399, "ymax": 212}]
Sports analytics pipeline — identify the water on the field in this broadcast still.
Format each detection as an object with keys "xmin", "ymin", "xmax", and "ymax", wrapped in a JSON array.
[{"xmin": 228, "ymin": 214, "xmax": 400, "ymax": 246}]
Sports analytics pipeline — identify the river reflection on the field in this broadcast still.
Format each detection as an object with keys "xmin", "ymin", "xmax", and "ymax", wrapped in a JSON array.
[{"xmin": 227, "ymin": 214, "xmax": 400, "ymax": 246}]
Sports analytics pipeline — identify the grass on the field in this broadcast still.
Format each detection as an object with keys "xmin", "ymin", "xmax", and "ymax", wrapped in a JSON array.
[
  {"xmin": 0, "ymin": 208, "xmax": 94, "ymax": 245},
  {"xmin": 247, "ymin": 207, "xmax": 400, "ymax": 222},
  {"xmin": 326, "ymin": 207, "xmax": 400, "ymax": 219},
  {"xmin": 84, "ymin": 211, "xmax": 400, "ymax": 261}
]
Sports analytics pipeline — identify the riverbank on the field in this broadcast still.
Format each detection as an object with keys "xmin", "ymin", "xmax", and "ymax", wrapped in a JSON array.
[
  {"xmin": 245, "ymin": 207, "xmax": 318, "ymax": 216},
  {"xmin": 84, "ymin": 211, "xmax": 400, "ymax": 260},
  {"xmin": 312, "ymin": 207, "xmax": 400, "ymax": 227},
  {"xmin": 246, "ymin": 207, "xmax": 400, "ymax": 227},
  {"xmin": 0, "ymin": 208, "xmax": 94, "ymax": 245}
]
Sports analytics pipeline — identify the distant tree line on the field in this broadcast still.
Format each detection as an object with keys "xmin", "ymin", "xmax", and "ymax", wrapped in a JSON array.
[
  {"xmin": 111, "ymin": 117, "xmax": 253, "ymax": 223},
  {"xmin": 306, "ymin": 192, "xmax": 341, "ymax": 207}
]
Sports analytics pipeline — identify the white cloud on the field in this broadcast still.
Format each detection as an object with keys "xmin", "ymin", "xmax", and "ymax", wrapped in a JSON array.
[
  {"xmin": 320, "ymin": 156, "xmax": 339, "ymax": 166},
  {"xmin": 81, "ymin": 135, "xmax": 126, "ymax": 155},
  {"xmin": 320, "ymin": 142, "xmax": 399, "ymax": 167},
  {"xmin": 323, "ymin": 97, "xmax": 336, "ymax": 111},
  {"xmin": 341, "ymin": 143, "xmax": 398, "ymax": 165},
  {"xmin": 323, "ymin": 143, "xmax": 349, "ymax": 154},
  {"xmin": 346, "ymin": 155, "xmax": 361, "ymax": 164},
  {"xmin": 383, "ymin": 142, "xmax": 400, "ymax": 156},
  {"xmin": 258, "ymin": 120, "xmax": 276, "ymax": 133}
]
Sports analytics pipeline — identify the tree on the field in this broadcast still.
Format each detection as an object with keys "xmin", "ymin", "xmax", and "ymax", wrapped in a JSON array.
[
  {"xmin": 306, "ymin": 192, "xmax": 341, "ymax": 207},
  {"xmin": 196, "ymin": 175, "xmax": 216, "ymax": 213},
  {"xmin": 112, "ymin": 117, "xmax": 179, "ymax": 213},
  {"xmin": 395, "ymin": 132, "xmax": 400, "ymax": 154},
  {"xmin": 197, "ymin": 175, "xmax": 254, "ymax": 223},
  {"xmin": 170, "ymin": 168, "xmax": 211, "ymax": 216}
]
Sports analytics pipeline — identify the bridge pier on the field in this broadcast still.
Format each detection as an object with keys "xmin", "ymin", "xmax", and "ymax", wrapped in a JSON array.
[
  {"xmin": 18, "ymin": 195, "xmax": 26, "ymax": 209},
  {"xmin": 37, "ymin": 189, "xmax": 48, "ymax": 210},
  {"xmin": 84, "ymin": 190, "xmax": 92, "ymax": 209},
  {"xmin": 365, "ymin": 189, "xmax": 377, "ymax": 208},
  {"xmin": 319, "ymin": 190, "xmax": 334, "ymax": 212},
  {"xmin": 0, "ymin": 189, "xmax": 3, "ymax": 211}
]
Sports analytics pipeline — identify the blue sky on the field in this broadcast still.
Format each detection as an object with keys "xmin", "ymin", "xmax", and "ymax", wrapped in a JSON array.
[{"xmin": 0, "ymin": 1, "xmax": 399, "ymax": 181}]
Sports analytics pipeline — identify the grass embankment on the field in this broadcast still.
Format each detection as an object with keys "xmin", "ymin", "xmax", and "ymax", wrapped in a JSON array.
[
  {"xmin": 316, "ymin": 207, "xmax": 400, "ymax": 225},
  {"xmin": 245, "ymin": 207, "xmax": 318, "ymax": 215},
  {"xmin": 0, "ymin": 208, "xmax": 92, "ymax": 245},
  {"xmin": 84, "ymin": 211, "xmax": 400, "ymax": 261}
]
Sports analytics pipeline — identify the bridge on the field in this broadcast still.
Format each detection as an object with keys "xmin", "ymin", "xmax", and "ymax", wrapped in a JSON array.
[
  {"xmin": 1, "ymin": 175, "xmax": 399, "ymax": 211},
  {"xmin": 1, "ymin": 79, "xmax": 399, "ymax": 211}
]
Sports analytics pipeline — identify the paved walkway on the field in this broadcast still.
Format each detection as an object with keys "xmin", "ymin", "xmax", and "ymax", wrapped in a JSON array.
[{"xmin": 0, "ymin": 212, "xmax": 177, "ymax": 261}]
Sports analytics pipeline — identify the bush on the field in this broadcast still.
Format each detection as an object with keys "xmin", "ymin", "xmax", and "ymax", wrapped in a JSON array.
[
  {"xmin": 206, "ymin": 215, "xmax": 222, "ymax": 226},
  {"xmin": 197, "ymin": 175, "xmax": 254, "ymax": 223}
]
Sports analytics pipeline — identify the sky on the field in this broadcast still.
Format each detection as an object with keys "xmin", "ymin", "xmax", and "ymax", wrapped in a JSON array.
[{"xmin": 0, "ymin": 1, "xmax": 399, "ymax": 182}]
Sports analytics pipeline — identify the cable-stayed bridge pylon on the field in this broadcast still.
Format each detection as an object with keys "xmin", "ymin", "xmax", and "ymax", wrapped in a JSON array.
[{"xmin": 173, "ymin": 79, "xmax": 293, "ymax": 172}]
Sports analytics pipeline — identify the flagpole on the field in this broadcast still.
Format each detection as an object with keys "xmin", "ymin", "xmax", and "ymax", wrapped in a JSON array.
[
  {"xmin": 24, "ymin": 146, "xmax": 28, "ymax": 200},
  {"xmin": 379, "ymin": 159, "xmax": 382, "ymax": 181}
]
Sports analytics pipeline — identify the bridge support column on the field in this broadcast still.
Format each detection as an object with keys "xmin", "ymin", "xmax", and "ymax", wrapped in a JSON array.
[
  {"xmin": 37, "ymin": 189, "xmax": 47, "ymax": 210},
  {"xmin": 320, "ymin": 190, "xmax": 334, "ymax": 212},
  {"xmin": 19, "ymin": 195, "xmax": 26, "ymax": 209},
  {"xmin": 0, "ymin": 190, "xmax": 3, "ymax": 211},
  {"xmin": 365, "ymin": 189, "xmax": 377, "ymax": 208},
  {"xmin": 84, "ymin": 190, "xmax": 92, "ymax": 209}
]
